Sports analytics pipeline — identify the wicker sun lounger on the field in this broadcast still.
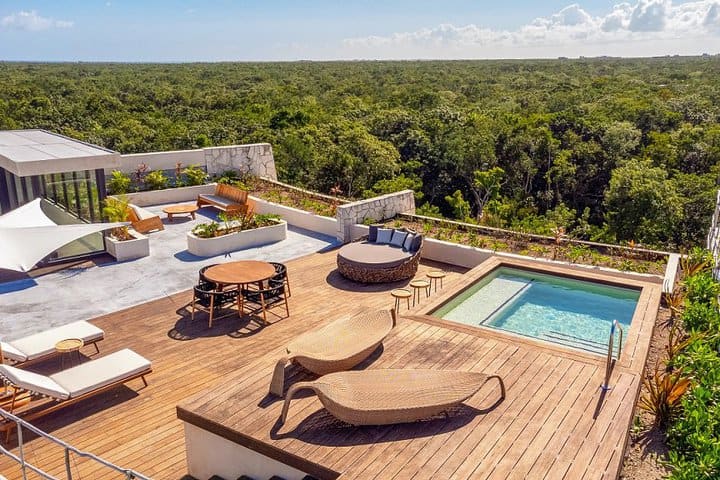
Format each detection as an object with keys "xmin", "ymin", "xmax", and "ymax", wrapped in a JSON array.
[
  {"xmin": 269, "ymin": 310, "xmax": 396, "ymax": 397},
  {"xmin": 279, "ymin": 369, "xmax": 505, "ymax": 426}
]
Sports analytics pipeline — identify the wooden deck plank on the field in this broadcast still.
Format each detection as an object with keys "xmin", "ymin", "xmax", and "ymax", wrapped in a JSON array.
[{"xmin": 0, "ymin": 250, "xmax": 660, "ymax": 480}]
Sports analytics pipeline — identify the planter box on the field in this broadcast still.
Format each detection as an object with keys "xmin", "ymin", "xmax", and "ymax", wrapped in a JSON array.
[
  {"xmin": 122, "ymin": 184, "xmax": 216, "ymax": 207},
  {"xmin": 249, "ymin": 195, "xmax": 337, "ymax": 237},
  {"xmin": 104, "ymin": 229, "xmax": 150, "ymax": 261},
  {"xmin": 187, "ymin": 220, "xmax": 287, "ymax": 257}
]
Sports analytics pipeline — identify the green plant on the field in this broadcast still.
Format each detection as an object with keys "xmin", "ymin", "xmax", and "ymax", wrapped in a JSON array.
[
  {"xmin": 102, "ymin": 196, "xmax": 132, "ymax": 240},
  {"xmin": 680, "ymin": 247, "xmax": 713, "ymax": 279},
  {"xmin": 362, "ymin": 217, "xmax": 377, "ymax": 226},
  {"xmin": 182, "ymin": 164, "xmax": 207, "ymax": 186},
  {"xmin": 566, "ymin": 244, "xmax": 591, "ymax": 264},
  {"xmin": 144, "ymin": 170, "xmax": 169, "ymax": 190},
  {"xmin": 682, "ymin": 301, "xmax": 720, "ymax": 333},
  {"xmin": 107, "ymin": 170, "xmax": 131, "ymax": 194},
  {"xmin": 684, "ymin": 272, "xmax": 720, "ymax": 306},
  {"xmin": 638, "ymin": 363, "xmax": 691, "ymax": 427},
  {"xmin": 664, "ymin": 287, "xmax": 686, "ymax": 321},
  {"xmin": 192, "ymin": 222, "xmax": 220, "ymax": 238}
]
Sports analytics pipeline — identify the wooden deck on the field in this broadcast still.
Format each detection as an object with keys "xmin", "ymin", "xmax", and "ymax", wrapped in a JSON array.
[{"xmin": 0, "ymin": 250, "xmax": 661, "ymax": 480}]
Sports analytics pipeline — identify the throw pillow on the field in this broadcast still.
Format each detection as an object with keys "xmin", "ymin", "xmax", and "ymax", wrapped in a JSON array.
[
  {"xmin": 376, "ymin": 228, "xmax": 393, "ymax": 244},
  {"xmin": 390, "ymin": 230, "xmax": 407, "ymax": 248},
  {"xmin": 403, "ymin": 233, "xmax": 416, "ymax": 251},
  {"xmin": 368, "ymin": 224, "xmax": 379, "ymax": 242},
  {"xmin": 410, "ymin": 234, "xmax": 423, "ymax": 252}
]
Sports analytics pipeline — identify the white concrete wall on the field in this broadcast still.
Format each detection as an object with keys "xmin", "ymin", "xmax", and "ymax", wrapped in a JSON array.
[
  {"xmin": 108, "ymin": 143, "xmax": 277, "ymax": 181},
  {"xmin": 251, "ymin": 195, "xmax": 337, "ymax": 237},
  {"xmin": 184, "ymin": 423, "xmax": 310, "ymax": 480},
  {"xmin": 336, "ymin": 190, "xmax": 415, "ymax": 242},
  {"xmin": 122, "ymin": 184, "xmax": 215, "ymax": 207}
]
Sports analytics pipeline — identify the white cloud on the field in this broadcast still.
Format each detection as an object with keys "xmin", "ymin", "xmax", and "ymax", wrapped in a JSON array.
[
  {"xmin": 343, "ymin": 1, "xmax": 720, "ymax": 58},
  {"xmin": 0, "ymin": 10, "xmax": 74, "ymax": 31}
]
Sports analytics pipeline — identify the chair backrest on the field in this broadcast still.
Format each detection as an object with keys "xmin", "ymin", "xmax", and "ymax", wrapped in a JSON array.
[
  {"xmin": 216, "ymin": 184, "xmax": 248, "ymax": 204},
  {"xmin": 269, "ymin": 262, "xmax": 287, "ymax": 280},
  {"xmin": 199, "ymin": 264, "xmax": 219, "ymax": 284}
]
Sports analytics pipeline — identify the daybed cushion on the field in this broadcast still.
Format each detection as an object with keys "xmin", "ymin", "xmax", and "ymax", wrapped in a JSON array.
[
  {"xmin": 4, "ymin": 321, "xmax": 104, "ymax": 362},
  {"xmin": 338, "ymin": 242, "xmax": 412, "ymax": 269},
  {"xmin": 410, "ymin": 234, "xmax": 423, "ymax": 252},
  {"xmin": 376, "ymin": 228, "xmax": 393, "ymax": 244},
  {"xmin": 197, "ymin": 194, "xmax": 236, "ymax": 208},
  {"xmin": 0, "ymin": 364, "xmax": 70, "ymax": 400},
  {"xmin": 51, "ymin": 348, "xmax": 151, "ymax": 398},
  {"xmin": 390, "ymin": 230, "xmax": 407, "ymax": 247},
  {"xmin": 368, "ymin": 224, "xmax": 379, "ymax": 243}
]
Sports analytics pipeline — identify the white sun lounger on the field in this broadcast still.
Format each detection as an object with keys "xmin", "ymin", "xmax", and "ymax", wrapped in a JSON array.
[
  {"xmin": 1, "ymin": 321, "xmax": 104, "ymax": 365},
  {"xmin": 0, "ymin": 348, "xmax": 151, "ymax": 440}
]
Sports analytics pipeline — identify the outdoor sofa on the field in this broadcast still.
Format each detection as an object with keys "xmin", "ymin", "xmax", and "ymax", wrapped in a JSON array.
[
  {"xmin": 0, "ymin": 320, "xmax": 104, "ymax": 366},
  {"xmin": 196, "ymin": 184, "xmax": 249, "ymax": 213},
  {"xmin": 336, "ymin": 226, "xmax": 423, "ymax": 283}
]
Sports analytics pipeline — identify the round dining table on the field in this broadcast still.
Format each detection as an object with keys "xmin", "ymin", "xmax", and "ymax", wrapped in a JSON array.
[{"xmin": 202, "ymin": 260, "xmax": 277, "ymax": 315}]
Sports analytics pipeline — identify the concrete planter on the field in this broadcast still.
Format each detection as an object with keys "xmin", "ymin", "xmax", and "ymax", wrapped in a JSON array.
[
  {"xmin": 249, "ymin": 195, "xmax": 337, "ymax": 237},
  {"xmin": 104, "ymin": 229, "xmax": 150, "ymax": 261},
  {"xmin": 187, "ymin": 220, "xmax": 287, "ymax": 257}
]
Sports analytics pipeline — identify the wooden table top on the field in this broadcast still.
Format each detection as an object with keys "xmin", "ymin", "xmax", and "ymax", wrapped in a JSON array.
[
  {"xmin": 162, "ymin": 204, "xmax": 199, "ymax": 214},
  {"xmin": 202, "ymin": 260, "xmax": 276, "ymax": 285}
]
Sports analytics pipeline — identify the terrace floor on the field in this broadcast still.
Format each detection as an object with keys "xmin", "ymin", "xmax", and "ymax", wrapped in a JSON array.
[{"xmin": 0, "ymin": 250, "xmax": 661, "ymax": 480}]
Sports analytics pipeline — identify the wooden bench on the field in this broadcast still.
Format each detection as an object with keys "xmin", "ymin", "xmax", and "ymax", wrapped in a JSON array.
[{"xmin": 196, "ymin": 184, "xmax": 248, "ymax": 213}]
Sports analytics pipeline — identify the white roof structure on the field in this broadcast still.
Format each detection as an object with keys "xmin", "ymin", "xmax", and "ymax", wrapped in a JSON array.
[
  {"xmin": 0, "ymin": 130, "xmax": 120, "ymax": 177},
  {"xmin": 0, "ymin": 199, "xmax": 125, "ymax": 272}
]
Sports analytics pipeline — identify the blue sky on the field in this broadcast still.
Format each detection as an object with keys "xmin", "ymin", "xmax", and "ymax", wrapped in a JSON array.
[{"xmin": 0, "ymin": 1, "xmax": 719, "ymax": 61}]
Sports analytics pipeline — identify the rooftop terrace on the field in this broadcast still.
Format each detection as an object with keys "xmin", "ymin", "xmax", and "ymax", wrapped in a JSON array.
[{"xmin": 0, "ymin": 250, "xmax": 660, "ymax": 479}]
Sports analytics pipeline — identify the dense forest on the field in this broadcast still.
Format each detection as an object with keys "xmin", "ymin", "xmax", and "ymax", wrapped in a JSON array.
[{"xmin": 1, "ymin": 58, "xmax": 719, "ymax": 249}]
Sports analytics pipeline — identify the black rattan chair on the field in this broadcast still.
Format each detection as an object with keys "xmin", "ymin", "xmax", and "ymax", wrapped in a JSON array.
[
  {"xmin": 198, "ymin": 264, "xmax": 219, "ymax": 289},
  {"xmin": 191, "ymin": 285, "xmax": 239, "ymax": 328},
  {"xmin": 269, "ymin": 261, "xmax": 291, "ymax": 297},
  {"xmin": 240, "ymin": 282, "xmax": 289, "ymax": 324}
]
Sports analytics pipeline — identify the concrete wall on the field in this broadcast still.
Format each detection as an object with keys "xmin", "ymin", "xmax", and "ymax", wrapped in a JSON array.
[
  {"xmin": 109, "ymin": 143, "xmax": 277, "ymax": 181},
  {"xmin": 336, "ymin": 190, "xmax": 415, "ymax": 243},
  {"xmin": 184, "ymin": 423, "xmax": 309, "ymax": 480},
  {"xmin": 123, "ymin": 184, "xmax": 215, "ymax": 207}
]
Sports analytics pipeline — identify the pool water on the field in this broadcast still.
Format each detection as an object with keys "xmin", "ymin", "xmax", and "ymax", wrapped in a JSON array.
[{"xmin": 433, "ymin": 267, "xmax": 640, "ymax": 355}]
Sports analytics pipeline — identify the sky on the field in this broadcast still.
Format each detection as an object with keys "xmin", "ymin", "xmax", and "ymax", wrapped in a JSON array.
[{"xmin": 0, "ymin": 1, "xmax": 719, "ymax": 61}]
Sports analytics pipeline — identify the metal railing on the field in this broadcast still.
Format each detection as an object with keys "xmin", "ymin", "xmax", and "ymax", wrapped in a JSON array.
[
  {"xmin": 0, "ymin": 407, "xmax": 151, "ymax": 480},
  {"xmin": 601, "ymin": 320, "xmax": 623, "ymax": 392}
]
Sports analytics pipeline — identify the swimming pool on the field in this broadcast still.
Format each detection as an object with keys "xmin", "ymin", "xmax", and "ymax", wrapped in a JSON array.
[{"xmin": 432, "ymin": 267, "xmax": 640, "ymax": 355}]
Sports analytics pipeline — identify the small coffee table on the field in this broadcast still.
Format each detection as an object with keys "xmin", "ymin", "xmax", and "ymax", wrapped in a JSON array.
[
  {"xmin": 56, "ymin": 338, "xmax": 84, "ymax": 369},
  {"xmin": 163, "ymin": 204, "xmax": 199, "ymax": 222}
]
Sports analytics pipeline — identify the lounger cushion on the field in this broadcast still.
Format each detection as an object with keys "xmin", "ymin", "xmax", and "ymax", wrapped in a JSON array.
[
  {"xmin": 0, "ymin": 342, "xmax": 27, "ymax": 362},
  {"xmin": 130, "ymin": 204, "xmax": 155, "ymax": 221},
  {"xmin": 51, "ymin": 348, "xmax": 151, "ymax": 398},
  {"xmin": 0, "ymin": 365, "xmax": 70, "ymax": 399},
  {"xmin": 5, "ymin": 321, "xmax": 104, "ymax": 362}
]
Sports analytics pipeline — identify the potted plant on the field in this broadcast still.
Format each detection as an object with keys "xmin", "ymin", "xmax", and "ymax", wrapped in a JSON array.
[
  {"xmin": 102, "ymin": 196, "xmax": 150, "ymax": 261},
  {"xmin": 187, "ymin": 211, "xmax": 286, "ymax": 257}
]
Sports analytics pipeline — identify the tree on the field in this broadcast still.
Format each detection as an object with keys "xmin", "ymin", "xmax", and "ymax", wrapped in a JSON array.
[
  {"xmin": 604, "ymin": 159, "xmax": 683, "ymax": 246},
  {"xmin": 445, "ymin": 190, "xmax": 471, "ymax": 221},
  {"xmin": 473, "ymin": 167, "xmax": 505, "ymax": 221}
]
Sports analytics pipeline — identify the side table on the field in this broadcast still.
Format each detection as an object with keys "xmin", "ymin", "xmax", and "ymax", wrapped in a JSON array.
[{"xmin": 56, "ymin": 338, "xmax": 84, "ymax": 369}]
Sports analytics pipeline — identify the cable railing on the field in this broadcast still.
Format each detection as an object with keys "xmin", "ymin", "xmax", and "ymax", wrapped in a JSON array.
[
  {"xmin": 0, "ymin": 407, "xmax": 151, "ymax": 480},
  {"xmin": 600, "ymin": 319, "xmax": 623, "ymax": 392}
]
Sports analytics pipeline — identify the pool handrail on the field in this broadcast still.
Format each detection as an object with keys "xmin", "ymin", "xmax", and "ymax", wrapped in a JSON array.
[{"xmin": 601, "ymin": 319, "xmax": 623, "ymax": 391}]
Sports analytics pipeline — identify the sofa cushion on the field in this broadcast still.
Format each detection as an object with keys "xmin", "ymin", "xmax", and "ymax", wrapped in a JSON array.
[
  {"xmin": 390, "ymin": 230, "xmax": 407, "ymax": 247},
  {"xmin": 0, "ymin": 365, "xmax": 69, "ymax": 399},
  {"xmin": 9, "ymin": 321, "xmax": 104, "ymax": 361},
  {"xmin": 338, "ymin": 242, "xmax": 412, "ymax": 269},
  {"xmin": 403, "ymin": 233, "xmax": 416, "ymax": 251},
  {"xmin": 51, "ymin": 348, "xmax": 151, "ymax": 398},
  {"xmin": 376, "ymin": 228, "xmax": 393, "ymax": 244},
  {"xmin": 198, "ymin": 194, "xmax": 236, "ymax": 208}
]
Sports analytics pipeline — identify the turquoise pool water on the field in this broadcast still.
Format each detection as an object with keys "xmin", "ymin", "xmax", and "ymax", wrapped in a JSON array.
[{"xmin": 433, "ymin": 267, "xmax": 640, "ymax": 354}]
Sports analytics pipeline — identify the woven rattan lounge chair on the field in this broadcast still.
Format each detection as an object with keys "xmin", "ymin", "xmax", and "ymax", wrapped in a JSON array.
[
  {"xmin": 269, "ymin": 310, "xmax": 396, "ymax": 397},
  {"xmin": 279, "ymin": 369, "xmax": 505, "ymax": 426},
  {"xmin": 0, "ymin": 348, "xmax": 151, "ymax": 441}
]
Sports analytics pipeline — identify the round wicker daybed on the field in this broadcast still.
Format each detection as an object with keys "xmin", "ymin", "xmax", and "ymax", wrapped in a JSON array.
[{"xmin": 336, "ymin": 235, "xmax": 422, "ymax": 283}]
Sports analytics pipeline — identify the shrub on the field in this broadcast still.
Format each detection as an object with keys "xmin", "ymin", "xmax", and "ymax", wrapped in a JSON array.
[
  {"xmin": 144, "ymin": 170, "xmax": 169, "ymax": 190},
  {"xmin": 682, "ymin": 302, "xmax": 720, "ymax": 333},
  {"xmin": 107, "ymin": 170, "xmax": 131, "ymax": 194},
  {"xmin": 182, "ymin": 164, "xmax": 207, "ymax": 186},
  {"xmin": 102, "ymin": 196, "xmax": 132, "ymax": 240},
  {"xmin": 638, "ymin": 363, "xmax": 691, "ymax": 427},
  {"xmin": 684, "ymin": 272, "xmax": 720, "ymax": 306}
]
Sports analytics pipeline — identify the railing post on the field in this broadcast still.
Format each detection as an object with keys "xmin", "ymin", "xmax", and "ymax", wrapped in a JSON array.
[
  {"xmin": 17, "ymin": 421, "xmax": 28, "ymax": 480},
  {"xmin": 65, "ymin": 448, "xmax": 73, "ymax": 480}
]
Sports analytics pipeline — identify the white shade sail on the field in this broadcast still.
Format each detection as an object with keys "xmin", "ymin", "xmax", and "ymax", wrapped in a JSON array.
[{"xmin": 0, "ymin": 199, "xmax": 125, "ymax": 272}]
